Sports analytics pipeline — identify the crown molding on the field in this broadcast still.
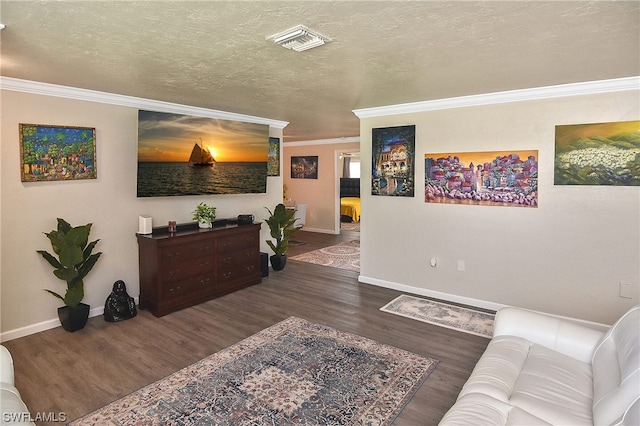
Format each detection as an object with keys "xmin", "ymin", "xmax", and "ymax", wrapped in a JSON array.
[
  {"xmin": 0, "ymin": 77, "xmax": 289, "ymax": 129},
  {"xmin": 353, "ymin": 76, "xmax": 640, "ymax": 119},
  {"xmin": 284, "ymin": 136, "xmax": 360, "ymax": 147}
]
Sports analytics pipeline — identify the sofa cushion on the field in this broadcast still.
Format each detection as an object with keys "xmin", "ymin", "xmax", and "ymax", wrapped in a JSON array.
[
  {"xmin": 592, "ymin": 305, "xmax": 640, "ymax": 425},
  {"xmin": 457, "ymin": 335, "xmax": 593, "ymax": 425},
  {"xmin": 439, "ymin": 393, "xmax": 552, "ymax": 425},
  {"xmin": 0, "ymin": 346, "xmax": 15, "ymax": 385},
  {"xmin": 510, "ymin": 344, "xmax": 593, "ymax": 425},
  {"xmin": 1, "ymin": 388, "xmax": 32, "ymax": 424},
  {"xmin": 492, "ymin": 307, "xmax": 604, "ymax": 363},
  {"xmin": 1, "ymin": 345, "xmax": 35, "ymax": 426}
]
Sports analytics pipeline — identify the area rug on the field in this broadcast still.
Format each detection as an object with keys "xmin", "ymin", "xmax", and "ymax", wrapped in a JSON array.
[
  {"xmin": 341, "ymin": 221, "xmax": 360, "ymax": 232},
  {"xmin": 290, "ymin": 240, "xmax": 360, "ymax": 272},
  {"xmin": 70, "ymin": 316, "xmax": 438, "ymax": 426},
  {"xmin": 380, "ymin": 295, "xmax": 495, "ymax": 338}
]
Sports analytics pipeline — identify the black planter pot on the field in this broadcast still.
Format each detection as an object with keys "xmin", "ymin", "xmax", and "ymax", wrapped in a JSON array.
[
  {"xmin": 58, "ymin": 303, "xmax": 90, "ymax": 332},
  {"xmin": 270, "ymin": 254, "xmax": 287, "ymax": 271}
]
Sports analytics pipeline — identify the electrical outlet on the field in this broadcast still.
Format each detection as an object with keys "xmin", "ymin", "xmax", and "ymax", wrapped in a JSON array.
[
  {"xmin": 619, "ymin": 281, "xmax": 632, "ymax": 299},
  {"xmin": 457, "ymin": 260, "xmax": 465, "ymax": 271}
]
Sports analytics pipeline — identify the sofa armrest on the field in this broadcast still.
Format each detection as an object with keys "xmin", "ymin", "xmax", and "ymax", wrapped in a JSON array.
[
  {"xmin": 1, "ymin": 345, "xmax": 15, "ymax": 385},
  {"xmin": 493, "ymin": 307, "xmax": 604, "ymax": 363}
]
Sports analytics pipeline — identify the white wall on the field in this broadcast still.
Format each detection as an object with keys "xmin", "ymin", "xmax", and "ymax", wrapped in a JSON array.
[
  {"xmin": 358, "ymin": 89, "xmax": 639, "ymax": 325},
  {"xmin": 0, "ymin": 89, "xmax": 284, "ymax": 339}
]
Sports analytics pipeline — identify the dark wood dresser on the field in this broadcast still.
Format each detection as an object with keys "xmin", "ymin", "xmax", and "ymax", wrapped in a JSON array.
[{"xmin": 136, "ymin": 222, "xmax": 261, "ymax": 317}]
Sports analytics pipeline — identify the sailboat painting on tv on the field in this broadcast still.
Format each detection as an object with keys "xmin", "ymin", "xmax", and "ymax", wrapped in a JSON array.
[
  {"xmin": 137, "ymin": 110, "xmax": 270, "ymax": 197},
  {"xmin": 189, "ymin": 138, "xmax": 216, "ymax": 167}
]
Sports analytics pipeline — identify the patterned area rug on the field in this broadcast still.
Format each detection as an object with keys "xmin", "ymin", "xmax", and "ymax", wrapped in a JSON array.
[
  {"xmin": 380, "ymin": 295, "xmax": 495, "ymax": 338},
  {"xmin": 70, "ymin": 317, "xmax": 438, "ymax": 426},
  {"xmin": 341, "ymin": 221, "xmax": 360, "ymax": 232},
  {"xmin": 290, "ymin": 240, "xmax": 360, "ymax": 272}
]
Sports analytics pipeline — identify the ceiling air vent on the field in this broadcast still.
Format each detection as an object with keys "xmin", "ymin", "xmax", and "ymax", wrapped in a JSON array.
[{"xmin": 267, "ymin": 25, "xmax": 331, "ymax": 52}]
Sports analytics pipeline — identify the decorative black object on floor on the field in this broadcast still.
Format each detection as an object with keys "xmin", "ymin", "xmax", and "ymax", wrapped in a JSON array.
[{"xmin": 104, "ymin": 280, "xmax": 137, "ymax": 322}]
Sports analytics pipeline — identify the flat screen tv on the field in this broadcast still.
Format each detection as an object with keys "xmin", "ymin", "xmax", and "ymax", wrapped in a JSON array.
[{"xmin": 137, "ymin": 110, "xmax": 270, "ymax": 197}]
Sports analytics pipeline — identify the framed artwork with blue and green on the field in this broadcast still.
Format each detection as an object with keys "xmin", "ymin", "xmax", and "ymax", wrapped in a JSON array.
[{"xmin": 20, "ymin": 123, "xmax": 97, "ymax": 182}]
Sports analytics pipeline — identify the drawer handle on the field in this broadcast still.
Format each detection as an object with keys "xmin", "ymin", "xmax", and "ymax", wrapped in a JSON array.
[{"xmin": 222, "ymin": 272, "xmax": 233, "ymax": 279}]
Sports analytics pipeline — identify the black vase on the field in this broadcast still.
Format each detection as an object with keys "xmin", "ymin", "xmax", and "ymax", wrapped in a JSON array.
[
  {"xmin": 270, "ymin": 254, "xmax": 287, "ymax": 271},
  {"xmin": 58, "ymin": 303, "xmax": 90, "ymax": 332}
]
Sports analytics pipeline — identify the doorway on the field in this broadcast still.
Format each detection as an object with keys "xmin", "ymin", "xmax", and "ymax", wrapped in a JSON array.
[{"xmin": 337, "ymin": 151, "xmax": 361, "ymax": 235}]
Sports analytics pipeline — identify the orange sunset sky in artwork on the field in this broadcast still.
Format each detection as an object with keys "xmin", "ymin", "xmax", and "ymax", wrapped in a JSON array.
[{"xmin": 137, "ymin": 111, "xmax": 269, "ymax": 163}]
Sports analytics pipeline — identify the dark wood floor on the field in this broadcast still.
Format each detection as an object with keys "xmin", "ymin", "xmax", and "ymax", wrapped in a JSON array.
[{"xmin": 3, "ymin": 229, "xmax": 489, "ymax": 425}]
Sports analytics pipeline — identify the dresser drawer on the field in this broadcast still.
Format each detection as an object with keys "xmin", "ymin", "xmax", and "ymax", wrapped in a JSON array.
[
  {"xmin": 162, "ymin": 273, "xmax": 216, "ymax": 301},
  {"xmin": 216, "ymin": 231, "xmax": 258, "ymax": 253},
  {"xmin": 159, "ymin": 256, "xmax": 215, "ymax": 283},
  {"xmin": 159, "ymin": 240, "xmax": 214, "ymax": 264}
]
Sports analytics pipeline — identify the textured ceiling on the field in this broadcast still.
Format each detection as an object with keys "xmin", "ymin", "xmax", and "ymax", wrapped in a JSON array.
[{"xmin": 1, "ymin": 1, "xmax": 638, "ymax": 142}]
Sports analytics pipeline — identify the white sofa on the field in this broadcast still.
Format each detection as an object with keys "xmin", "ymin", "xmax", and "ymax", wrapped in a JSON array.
[
  {"xmin": 440, "ymin": 305, "xmax": 640, "ymax": 425},
  {"xmin": 1, "ymin": 345, "xmax": 35, "ymax": 426}
]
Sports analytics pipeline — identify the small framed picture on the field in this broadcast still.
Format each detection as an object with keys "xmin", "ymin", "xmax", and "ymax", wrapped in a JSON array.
[
  {"xmin": 268, "ymin": 137, "xmax": 280, "ymax": 176},
  {"xmin": 291, "ymin": 156, "xmax": 318, "ymax": 179}
]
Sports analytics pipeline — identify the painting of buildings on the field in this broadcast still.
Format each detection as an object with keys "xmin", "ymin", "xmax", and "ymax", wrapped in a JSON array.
[
  {"xmin": 291, "ymin": 156, "xmax": 318, "ymax": 179},
  {"xmin": 425, "ymin": 150, "xmax": 538, "ymax": 207},
  {"xmin": 20, "ymin": 124, "xmax": 97, "ymax": 182},
  {"xmin": 554, "ymin": 120, "xmax": 640, "ymax": 186},
  {"xmin": 372, "ymin": 125, "xmax": 415, "ymax": 197}
]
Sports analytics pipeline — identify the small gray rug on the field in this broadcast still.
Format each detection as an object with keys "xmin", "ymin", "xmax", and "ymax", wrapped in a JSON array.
[
  {"xmin": 290, "ymin": 240, "xmax": 360, "ymax": 272},
  {"xmin": 380, "ymin": 295, "xmax": 495, "ymax": 338}
]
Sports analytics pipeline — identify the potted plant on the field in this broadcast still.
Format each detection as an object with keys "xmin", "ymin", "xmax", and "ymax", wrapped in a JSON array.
[
  {"xmin": 264, "ymin": 203, "xmax": 302, "ymax": 271},
  {"xmin": 37, "ymin": 218, "xmax": 102, "ymax": 332},
  {"xmin": 192, "ymin": 202, "xmax": 216, "ymax": 228}
]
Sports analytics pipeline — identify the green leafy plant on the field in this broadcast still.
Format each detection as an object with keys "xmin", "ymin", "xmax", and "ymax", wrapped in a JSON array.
[
  {"xmin": 265, "ymin": 203, "xmax": 302, "ymax": 256},
  {"xmin": 37, "ymin": 218, "xmax": 102, "ymax": 307},
  {"xmin": 192, "ymin": 202, "xmax": 216, "ymax": 226}
]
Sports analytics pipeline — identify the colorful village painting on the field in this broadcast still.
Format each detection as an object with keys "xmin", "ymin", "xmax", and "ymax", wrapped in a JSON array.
[
  {"xmin": 20, "ymin": 124, "xmax": 97, "ymax": 182},
  {"xmin": 554, "ymin": 120, "xmax": 640, "ymax": 186},
  {"xmin": 425, "ymin": 150, "xmax": 538, "ymax": 207},
  {"xmin": 372, "ymin": 125, "xmax": 415, "ymax": 197}
]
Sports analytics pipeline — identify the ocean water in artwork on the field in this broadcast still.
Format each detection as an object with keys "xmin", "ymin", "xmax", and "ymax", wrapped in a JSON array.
[{"xmin": 137, "ymin": 162, "xmax": 267, "ymax": 197}]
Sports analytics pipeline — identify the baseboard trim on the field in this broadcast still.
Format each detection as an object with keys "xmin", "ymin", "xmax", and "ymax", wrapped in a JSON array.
[
  {"xmin": 357, "ymin": 275, "xmax": 612, "ymax": 329},
  {"xmin": 0, "ymin": 299, "xmax": 146, "ymax": 342},
  {"xmin": 358, "ymin": 275, "xmax": 507, "ymax": 312}
]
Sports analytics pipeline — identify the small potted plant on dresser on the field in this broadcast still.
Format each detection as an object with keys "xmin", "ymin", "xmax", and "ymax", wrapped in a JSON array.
[
  {"xmin": 192, "ymin": 202, "xmax": 216, "ymax": 228},
  {"xmin": 37, "ymin": 218, "xmax": 102, "ymax": 332},
  {"xmin": 265, "ymin": 203, "xmax": 302, "ymax": 271}
]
